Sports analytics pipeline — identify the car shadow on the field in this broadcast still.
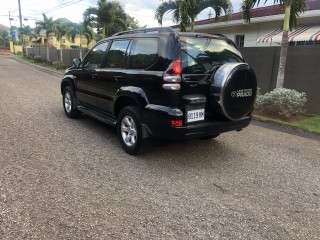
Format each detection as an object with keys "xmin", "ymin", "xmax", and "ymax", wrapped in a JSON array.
[{"xmin": 64, "ymin": 112, "xmax": 244, "ymax": 170}]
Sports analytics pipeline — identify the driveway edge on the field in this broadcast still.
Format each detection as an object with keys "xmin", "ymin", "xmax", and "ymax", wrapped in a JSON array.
[
  {"xmin": 251, "ymin": 120, "xmax": 320, "ymax": 141},
  {"xmin": 12, "ymin": 56, "xmax": 64, "ymax": 77}
]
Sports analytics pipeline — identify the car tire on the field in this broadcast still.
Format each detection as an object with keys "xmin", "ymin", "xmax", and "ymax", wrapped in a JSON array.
[
  {"xmin": 117, "ymin": 106, "xmax": 142, "ymax": 155},
  {"xmin": 199, "ymin": 133, "xmax": 220, "ymax": 140},
  {"xmin": 62, "ymin": 86, "xmax": 81, "ymax": 118}
]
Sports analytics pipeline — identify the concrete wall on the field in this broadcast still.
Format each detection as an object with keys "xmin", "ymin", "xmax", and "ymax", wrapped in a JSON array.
[
  {"xmin": 241, "ymin": 45, "xmax": 320, "ymax": 114},
  {"xmin": 26, "ymin": 47, "xmax": 88, "ymax": 66}
]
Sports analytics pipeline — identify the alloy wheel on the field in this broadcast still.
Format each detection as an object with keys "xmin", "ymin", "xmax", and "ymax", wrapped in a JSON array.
[{"xmin": 121, "ymin": 116, "xmax": 137, "ymax": 147}]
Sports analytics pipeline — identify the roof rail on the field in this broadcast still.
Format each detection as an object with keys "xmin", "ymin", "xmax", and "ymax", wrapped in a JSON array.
[{"xmin": 112, "ymin": 27, "xmax": 174, "ymax": 36}]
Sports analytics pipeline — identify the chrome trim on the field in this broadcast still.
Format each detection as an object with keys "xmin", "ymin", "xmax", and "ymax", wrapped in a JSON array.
[
  {"xmin": 163, "ymin": 75, "xmax": 181, "ymax": 83},
  {"xmin": 162, "ymin": 83, "xmax": 181, "ymax": 90}
]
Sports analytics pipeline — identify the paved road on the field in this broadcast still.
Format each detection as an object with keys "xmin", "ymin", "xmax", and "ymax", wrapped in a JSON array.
[{"xmin": 0, "ymin": 56, "xmax": 319, "ymax": 239}]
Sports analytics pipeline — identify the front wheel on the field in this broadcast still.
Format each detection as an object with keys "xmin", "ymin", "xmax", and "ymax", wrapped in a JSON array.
[
  {"xmin": 62, "ymin": 86, "xmax": 81, "ymax": 118},
  {"xmin": 117, "ymin": 106, "xmax": 142, "ymax": 155}
]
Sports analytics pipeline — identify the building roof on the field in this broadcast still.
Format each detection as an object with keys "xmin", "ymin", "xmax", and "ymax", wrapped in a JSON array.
[
  {"xmin": 0, "ymin": 23, "xmax": 10, "ymax": 30},
  {"xmin": 193, "ymin": 0, "xmax": 320, "ymax": 27}
]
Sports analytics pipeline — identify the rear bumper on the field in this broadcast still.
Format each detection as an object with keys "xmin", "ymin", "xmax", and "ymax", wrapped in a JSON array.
[{"xmin": 142, "ymin": 104, "xmax": 251, "ymax": 140}]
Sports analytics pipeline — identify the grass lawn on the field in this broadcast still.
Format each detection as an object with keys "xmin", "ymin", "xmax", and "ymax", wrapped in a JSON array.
[{"xmin": 254, "ymin": 114, "xmax": 320, "ymax": 136}]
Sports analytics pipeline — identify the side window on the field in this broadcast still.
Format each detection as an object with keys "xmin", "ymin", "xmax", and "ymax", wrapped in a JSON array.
[
  {"xmin": 129, "ymin": 39, "xmax": 158, "ymax": 70},
  {"xmin": 105, "ymin": 40, "xmax": 130, "ymax": 68},
  {"xmin": 83, "ymin": 41, "xmax": 109, "ymax": 70}
]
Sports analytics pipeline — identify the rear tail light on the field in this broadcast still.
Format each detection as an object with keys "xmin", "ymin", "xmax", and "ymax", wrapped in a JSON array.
[
  {"xmin": 171, "ymin": 120, "xmax": 183, "ymax": 127},
  {"xmin": 173, "ymin": 60, "xmax": 182, "ymax": 75},
  {"xmin": 162, "ymin": 60, "xmax": 182, "ymax": 90}
]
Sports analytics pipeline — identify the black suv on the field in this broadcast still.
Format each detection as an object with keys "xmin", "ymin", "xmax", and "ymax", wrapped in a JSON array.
[{"xmin": 61, "ymin": 27, "xmax": 257, "ymax": 155}]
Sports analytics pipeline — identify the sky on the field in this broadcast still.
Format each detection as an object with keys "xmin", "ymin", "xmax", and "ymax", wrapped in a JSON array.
[{"xmin": 0, "ymin": 0, "xmax": 267, "ymax": 29}]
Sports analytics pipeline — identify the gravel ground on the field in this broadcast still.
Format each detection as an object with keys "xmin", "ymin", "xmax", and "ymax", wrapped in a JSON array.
[{"xmin": 0, "ymin": 56, "xmax": 319, "ymax": 239}]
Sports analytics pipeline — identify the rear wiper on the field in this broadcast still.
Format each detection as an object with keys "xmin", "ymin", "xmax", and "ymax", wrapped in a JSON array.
[{"xmin": 207, "ymin": 64, "xmax": 223, "ymax": 74}]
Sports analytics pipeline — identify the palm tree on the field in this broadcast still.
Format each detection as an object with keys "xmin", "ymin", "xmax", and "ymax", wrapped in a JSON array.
[
  {"xmin": 67, "ymin": 22, "xmax": 94, "ymax": 59},
  {"xmin": 242, "ymin": 0, "xmax": 307, "ymax": 88},
  {"xmin": 83, "ymin": 0, "xmax": 127, "ymax": 38},
  {"xmin": 18, "ymin": 25, "xmax": 34, "ymax": 45},
  {"xmin": 54, "ymin": 21, "xmax": 68, "ymax": 61},
  {"xmin": 155, "ymin": 0, "xmax": 233, "ymax": 32},
  {"xmin": 35, "ymin": 14, "xmax": 56, "ymax": 61}
]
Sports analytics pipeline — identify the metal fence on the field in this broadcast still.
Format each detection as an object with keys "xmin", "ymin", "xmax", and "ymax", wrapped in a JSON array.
[
  {"xmin": 241, "ymin": 45, "xmax": 320, "ymax": 115},
  {"xmin": 26, "ymin": 47, "xmax": 89, "ymax": 67}
]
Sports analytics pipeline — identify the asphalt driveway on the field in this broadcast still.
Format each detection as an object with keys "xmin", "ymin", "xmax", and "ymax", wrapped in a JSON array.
[{"xmin": 0, "ymin": 56, "xmax": 319, "ymax": 239}]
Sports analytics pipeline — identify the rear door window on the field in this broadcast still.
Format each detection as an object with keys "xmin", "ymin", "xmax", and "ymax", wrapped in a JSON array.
[
  {"xmin": 180, "ymin": 36, "xmax": 243, "ymax": 74},
  {"xmin": 129, "ymin": 38, "xmax": 158, "ymax": 70},
  {"xmin": 105, "ymin": 40, "xmax": 131, "ymax": 68}
]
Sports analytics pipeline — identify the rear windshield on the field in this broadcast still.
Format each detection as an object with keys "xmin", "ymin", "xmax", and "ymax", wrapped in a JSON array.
[{"xmin": 180, "ymin": 36, "xmax": 243, "ymax": 74}]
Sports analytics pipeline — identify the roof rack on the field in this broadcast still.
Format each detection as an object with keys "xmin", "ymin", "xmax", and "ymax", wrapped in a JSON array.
[
  {"xmin": 212, "ymin": 33, "xmax": 228, "ymax": 38},
  {"xmin": 112, "ymin": 27, "xmax": 174, "ymax": 36}
]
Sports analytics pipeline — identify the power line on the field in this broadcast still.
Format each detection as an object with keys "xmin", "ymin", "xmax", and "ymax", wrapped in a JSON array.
[{"xmin": 27, "ymin": 0, "xmax": 83, "ymax": 18}]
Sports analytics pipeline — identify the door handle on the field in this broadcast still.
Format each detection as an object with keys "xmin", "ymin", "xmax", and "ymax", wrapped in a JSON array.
[
  {"xmin": 92, "ymin": 73, "xmax": 98, "ymax": 78},
  {"xmin": 114, "ymin": 76, "xmax": 122, "ymax": 81}
]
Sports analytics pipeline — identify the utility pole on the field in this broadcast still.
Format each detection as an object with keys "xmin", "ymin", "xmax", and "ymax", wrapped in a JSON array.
[
  {"xmin": 18, "ymin": 0, "xmax": 25, "ymax": 56},
  {"xmin": 9, "ymin": 11, "xmax": 15, "ymax": 54}
]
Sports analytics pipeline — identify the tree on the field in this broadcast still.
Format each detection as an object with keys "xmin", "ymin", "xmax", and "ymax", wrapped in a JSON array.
[
  {"xmin": 83, "ymin": 0, "xmax": 127, "ymax": 38},
  {"xmin": 0, "ymin": 29, "xmax": 9, "ymax": 47},
  {"xmin": 126, "ymin": 15, "xmax": 140, "ymax": 30},
  {"xmin": 67, "ymin": 22, "xmax": 94, "ymax": 58},
  {"xmin": 155, "ymin": 0, "xmax": 233, "ymax": 32},
  {"xmin": 35, "ymin": 14, "xmax": 56, "ymax": 61},
  {"xmin": 241, "ymin": 0, "xmax": 307, "ymax": 88},
  {"xmin": 54, "ymin": 21, "xmax": 68, "ymax": 61},
  {"xmin": 18, "ymin": 25, "xmax": 35, "ymax": 45}
]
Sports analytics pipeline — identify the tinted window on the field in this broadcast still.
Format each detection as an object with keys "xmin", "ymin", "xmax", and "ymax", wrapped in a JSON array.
[
  {"xmin": 83, "ymin": 41, "xmax": 109, "ymax": 69},
  {"xmin": 105, "ymin": 40, "xmax": 130, "ymax": 68},
  {"xmin": 130, "ymin": 39, "xmax": 158, "ymax": 69},
  {"xmin": 180, "ymin": 36, "xmax": 243, "ymax": 74}
]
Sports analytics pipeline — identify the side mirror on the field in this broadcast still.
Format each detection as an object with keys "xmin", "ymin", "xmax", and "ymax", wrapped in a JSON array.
[{"xmin": 72, "ymin": 58, "xmax": 81, "ymax": 68}]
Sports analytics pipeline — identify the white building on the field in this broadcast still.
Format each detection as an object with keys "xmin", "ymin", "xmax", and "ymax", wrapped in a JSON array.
[{"xmin": 194, "ymin": 0, "xmax": 320, "ymax": 47}]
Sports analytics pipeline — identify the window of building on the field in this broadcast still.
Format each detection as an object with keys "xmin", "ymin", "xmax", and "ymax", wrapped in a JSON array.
[
  {"xmin": 62, "ymin": 39, "xmax": 65, "ymax": 44},
  {"xmin": 129, "ymin": 39, "xmax": 158, "ymax": 70},
  {"xmin": 83, "ymin": 41, "xmax": 109, "ymax": 70},
  {"xmin": 81, "ymin": 39, "xmax": 87, "ymax": 45},
  {"xmin": 105, "ymin": 40, "xmax": 131, "ymax": 68},
  {"xmin": 49, "ymin": 37, "xmax": 54, "ymax": 45},
  {"xmin": 235, "ymin": 35, "xmax": 245, "ymax": 48}
]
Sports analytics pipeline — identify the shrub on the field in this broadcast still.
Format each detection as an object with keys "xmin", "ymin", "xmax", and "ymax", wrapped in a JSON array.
[
  {"xmin": 255, "ymin": 88, "xmax": 307, "ymax": 118},
  {"xmin": 34, "ymin": 55, "xmax": 44, "ymax": 63},
  {"xmin": 53, "ymin": 61, "xmax": 67, "ymax": 70},
  {"xmin": 16, "ymin": 51, "xmax": 22, "ymax": 55},
  {"xmin": 26, "ymin": 54, "xmax": 33, "ymax": 59}
]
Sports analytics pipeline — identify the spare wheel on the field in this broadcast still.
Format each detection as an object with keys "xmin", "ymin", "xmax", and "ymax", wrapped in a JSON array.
[{"xmin": 209, "ymin": 63, "xmax": 257, "ymax": 120}]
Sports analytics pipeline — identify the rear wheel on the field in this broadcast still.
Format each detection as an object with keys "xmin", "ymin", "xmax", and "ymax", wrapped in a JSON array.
[
  {"xmin": 62, "ymin": 86, "xmax": 81, "ymax": 118},
  {"xmin": 117, "ymin": 106, "xmax": 142, "ymax": 155}
]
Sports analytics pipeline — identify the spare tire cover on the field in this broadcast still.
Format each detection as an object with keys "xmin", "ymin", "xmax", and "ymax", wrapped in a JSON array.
[{"xmin": 209, "ymin": 63, "xmax": 257, "ymax": 120}]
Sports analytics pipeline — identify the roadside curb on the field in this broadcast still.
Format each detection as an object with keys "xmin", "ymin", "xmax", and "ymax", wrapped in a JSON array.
[
  {"xmin": 251, "ymin": 120, "xmax": 320, "ymax": 142},
  {"xmin": 13, "ymin": 56, "xmax": 64, "ymax": 76}
]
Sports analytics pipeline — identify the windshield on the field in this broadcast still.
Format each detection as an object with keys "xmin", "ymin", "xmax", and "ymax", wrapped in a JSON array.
[{"xmin": 180, "ymin": 36, "xmax": 243, "ymax": 74}]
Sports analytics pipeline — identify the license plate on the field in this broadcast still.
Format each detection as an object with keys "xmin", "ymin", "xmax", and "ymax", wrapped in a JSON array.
[{"xmin": 187, "ymin": 109, "xmax": 205, "ymax": 123}]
